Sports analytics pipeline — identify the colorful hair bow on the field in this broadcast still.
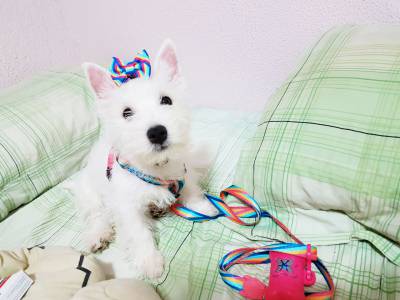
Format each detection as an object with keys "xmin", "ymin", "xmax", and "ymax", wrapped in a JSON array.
[{"xmin": 109, "ymin": 49, "xmax": 151, "ymax": 84}]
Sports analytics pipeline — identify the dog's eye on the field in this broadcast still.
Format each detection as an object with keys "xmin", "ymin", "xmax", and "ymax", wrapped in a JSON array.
[
  {"xmin": 122, "ymin": 107, "xmax": 134, "ymax": 119},
  {"xmin": 160, "ymin": 96, "xmax": 173, "ymax": 105}
]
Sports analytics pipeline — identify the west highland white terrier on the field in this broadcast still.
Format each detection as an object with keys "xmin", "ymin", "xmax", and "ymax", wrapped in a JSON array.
[{"xmin": 71, "ymin": 40, "xmax": 216, "ymax": 279}]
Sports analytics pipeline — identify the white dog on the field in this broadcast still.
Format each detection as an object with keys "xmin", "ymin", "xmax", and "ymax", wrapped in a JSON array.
[{"xmin": 71, "ymin": 40, "xmax": 216, "ymax": 279}]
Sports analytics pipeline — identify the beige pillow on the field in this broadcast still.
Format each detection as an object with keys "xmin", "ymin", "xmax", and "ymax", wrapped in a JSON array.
[
  {"xmin": 0, "ymin": 246, "xmax": 105, "ymax": 300},
  {"xmin": 72, "ymin": 279, "xmax": 161, "ymax": 300},
  {"xmin": 0, "ymin": 246, "xmax": 161, "ymax": 300}
]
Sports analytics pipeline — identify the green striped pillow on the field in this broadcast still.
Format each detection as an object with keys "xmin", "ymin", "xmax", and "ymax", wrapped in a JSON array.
[
  {"xmin": 234, "ymin": 25, "xmax": 400, "ymax": 264},
  {"xmin": 0, "ymin": 72, "xmax": 99, "ymax": 221}
]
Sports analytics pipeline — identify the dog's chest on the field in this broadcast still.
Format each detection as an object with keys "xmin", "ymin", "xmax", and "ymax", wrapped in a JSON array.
[{"xmin": 109, "ymin": 166, "xmax": 156, "ymax": 195}]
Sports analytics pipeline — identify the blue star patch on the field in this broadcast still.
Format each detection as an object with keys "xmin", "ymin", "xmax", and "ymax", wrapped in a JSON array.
[{"xmin": 276, "ymin": 258, "xmax": 292, "ymax": 272}]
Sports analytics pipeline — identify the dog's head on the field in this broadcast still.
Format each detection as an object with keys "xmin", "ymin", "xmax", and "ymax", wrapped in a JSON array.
[{"xmin": 84, "ymin": 40, "xmax": 190, "ymax": 167}]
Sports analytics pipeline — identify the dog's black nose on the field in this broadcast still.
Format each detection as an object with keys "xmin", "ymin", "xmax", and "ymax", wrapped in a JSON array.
[{"xmin": 147, "ymin": 125, "xmax": 168, "ymax": 145}]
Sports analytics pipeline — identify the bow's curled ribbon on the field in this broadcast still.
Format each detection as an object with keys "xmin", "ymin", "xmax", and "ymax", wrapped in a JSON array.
[{"xmin": 109, "ymin": 49, "xmax": 151, "ymax": 84}]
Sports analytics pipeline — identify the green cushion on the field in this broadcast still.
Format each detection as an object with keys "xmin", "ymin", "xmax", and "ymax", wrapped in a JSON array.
[
  {"xmin": 0, "ymin": 72, "xmax": 99, "ymax": 221},
  {"xmin": 234, "ymin": 25, "xmax": 400, "ymax": 264}
]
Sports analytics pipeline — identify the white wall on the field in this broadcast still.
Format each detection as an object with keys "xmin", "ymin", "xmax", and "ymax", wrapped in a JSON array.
[{"xmin": 0, "ymin": 1, "xmax": 399, "ymax": 111}]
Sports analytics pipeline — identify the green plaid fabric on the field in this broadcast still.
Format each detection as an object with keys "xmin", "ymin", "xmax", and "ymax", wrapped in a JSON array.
[
  {"xmin": 0, "ymin": 103, "xmax": 399, "ymax": 299},
  {"xmin": 1, "ymin": 184, "xmax": 399, "ymax": 299},
  {"xmin": 0, "ymin": 71, "xmax": 99, "ymax": 221},
  {"xmin": 234, "ymin": 25, "xmax": 400, "ymax": 266}
]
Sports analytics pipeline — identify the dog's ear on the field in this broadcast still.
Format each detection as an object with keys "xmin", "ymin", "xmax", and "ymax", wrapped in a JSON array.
[
  {"xmin": 154, "ymin": 39, "xmax": 180, "ymax": 82},
  {"xmin": 83, "ymin": 63, "xmax": 116, "ymax": 98}
]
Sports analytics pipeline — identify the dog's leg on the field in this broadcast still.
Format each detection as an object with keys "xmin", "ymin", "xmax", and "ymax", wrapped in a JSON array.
[
  {"xmin": 178, "ymin": 149, "xmax": 219, "ymax": 215},
  {"xmin": 80, "ymin": 196, "xmax": 114, "ymax": 253},
  {"xmin": 180, "ymin": 179, "xmax": 218, "ymax": 216},
  {"xmin": 115, "ymin": 207, "xmax": 164, "ymax": 279},
  {"xmin": 68, "ymin": 174, "xmax": 114, "ymax": 252}
]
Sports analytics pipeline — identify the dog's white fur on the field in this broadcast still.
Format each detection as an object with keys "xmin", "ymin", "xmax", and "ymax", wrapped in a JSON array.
[{"xmin": 71, "ymin": 40, "xmax": 216, "ymax": 279}]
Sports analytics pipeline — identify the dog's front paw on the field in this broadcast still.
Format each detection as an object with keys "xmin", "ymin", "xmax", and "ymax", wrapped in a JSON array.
[
  {"xmin": 152, "ymin": 188, "xmax": 178, "ymax": 210},
  {"xmin": 81, "ymin": 224, "xmax": 115, "ymax": 253},
  {"xmin": 184, "ymin": 196, "xmax": 219, "ymax": 216},
  {"xmin": 131, "ymin": 249, "xmax": 165, "ymax": 279},
  {"xmin": 142, "ymin": 250, "xmax": 165, "ymax": 279},
  {"xmin": 161, "ymin": 190, "xmax": 178, "ymax": 207}
]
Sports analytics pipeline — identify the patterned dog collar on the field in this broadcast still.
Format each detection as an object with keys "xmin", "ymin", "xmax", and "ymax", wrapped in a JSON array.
[{"xmin": 106, "ymin": 150, "xmax": 185, "ymax": 198}]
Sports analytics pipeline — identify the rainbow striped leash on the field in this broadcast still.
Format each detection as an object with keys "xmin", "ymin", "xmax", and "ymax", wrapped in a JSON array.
[
  {"xmin": 170, "ymin": 185, "xmax": 335, "ymax": 299},
  {"xmin": 219, "ymin": 243, "xmax": 334, "ymax": 300}
]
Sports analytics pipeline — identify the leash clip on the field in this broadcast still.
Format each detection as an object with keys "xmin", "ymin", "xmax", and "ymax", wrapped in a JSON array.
[{"xmin": 304, "ymin": 244, "xmax": 316, "ymax": 286}]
